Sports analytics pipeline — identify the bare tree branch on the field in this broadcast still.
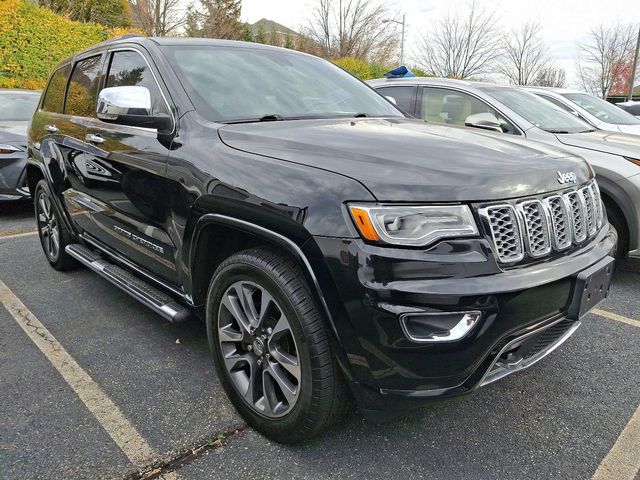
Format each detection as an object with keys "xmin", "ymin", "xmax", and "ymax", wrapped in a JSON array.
[
  {"xmin": 414, "ymin": 0, "xmax": 502, "ymax": 79},
  {"xmin": 500, "ymin": 22, "xmax": 550, "ymax": 85},
  {"xmin": 534, "ymin": 66, "xmax": 567, "ymax": 87},
  {"xmin": 129, "ymin": 0, "xmax": 186, "ymax": 36},
  {"xmin": 305, "ymin": 0, "xmax": 399, "ymax": 64},
  {"xmin": 576, "ymin": 23, "xmax": 636, "ymax": 98}
]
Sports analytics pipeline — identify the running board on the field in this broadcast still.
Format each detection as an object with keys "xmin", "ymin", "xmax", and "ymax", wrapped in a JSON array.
[{"xmin": 65, "ymin": 244, "xmax": 191, "ymax": 323}]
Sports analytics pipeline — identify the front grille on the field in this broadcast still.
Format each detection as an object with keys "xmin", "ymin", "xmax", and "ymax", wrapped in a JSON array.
[{"xmin": 479, "ymin": 180, "xmax": 604, "ymax": 264}]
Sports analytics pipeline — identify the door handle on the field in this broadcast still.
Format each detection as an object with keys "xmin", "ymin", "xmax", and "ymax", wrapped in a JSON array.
[
  {"xmin": 86, "ymin": 134, "xmax": 105, "ymax": 145},
  {"xmin": 45, "ymin": 124, "xmax": 59, "ymax": 133}
]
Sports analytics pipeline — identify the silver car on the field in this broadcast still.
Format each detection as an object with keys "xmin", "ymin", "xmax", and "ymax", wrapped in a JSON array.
[
  {"xmin": 369, "ymin": 77, "xmax": 640, "ymax": 258},
  {"xmin": 524, "ymin": 87, "xmax": 640, "ymax": 135}
]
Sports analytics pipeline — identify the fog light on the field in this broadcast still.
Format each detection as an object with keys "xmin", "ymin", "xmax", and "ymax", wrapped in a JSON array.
[{"xmin": 399, "ymin": 311, "xmax": 482, "ymax": 343}]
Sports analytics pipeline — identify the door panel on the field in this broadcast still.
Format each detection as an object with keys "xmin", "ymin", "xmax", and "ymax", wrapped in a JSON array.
[{"xmin": 79, "ymin": 49, "xmax": 177, "ymax": 283}]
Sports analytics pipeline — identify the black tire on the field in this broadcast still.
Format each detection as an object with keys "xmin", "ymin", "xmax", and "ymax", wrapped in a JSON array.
[
  {"xmin": 606, "ymin": 205, "xmax": 628, "ymax": 260},
  {"xmin": 34, "ymin": 180, "xmax": 78, "ymax": 271},
  {"xmin": 206, "ymin": 247, "xmax": 351, "ymax": 443}
]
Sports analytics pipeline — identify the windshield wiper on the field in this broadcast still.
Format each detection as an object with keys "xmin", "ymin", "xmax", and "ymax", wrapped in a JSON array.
[
  {"xmin": 353, "ymin": 113, "xmax": 369, "ymax": 118},
  {"xmin": 544, "ymin": 129, "xmax": 571, "ymax": 134}
]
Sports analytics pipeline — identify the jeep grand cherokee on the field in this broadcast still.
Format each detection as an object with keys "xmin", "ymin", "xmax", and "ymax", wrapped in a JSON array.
[{"xmin": 27, "ymin": 36, "xmax": 617, "ymax": 443}]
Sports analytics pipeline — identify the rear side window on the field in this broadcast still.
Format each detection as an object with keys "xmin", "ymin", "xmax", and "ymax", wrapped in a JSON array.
[
  {"xmin": 65, "ymin": 55, "xmax": 103, "ymax": 117},
  {"xmin": 105, "ymin": 50, "xmax": 168, "ymax": 116},
  {"xmin": 42, "ymin": 64, "xmax": 71, "ymax": 113},
  {"xmin": 377, "ymin": 86, "xmax": 417, "ymax": 115}
]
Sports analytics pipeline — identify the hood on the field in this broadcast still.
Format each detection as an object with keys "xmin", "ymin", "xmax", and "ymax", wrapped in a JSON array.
[
  {"xmin": 0, "ymin": 121, "xmax": 29, "ymax": 146},
  {"xmin": 219, "ymin": 118, "xmax": 591, "ymax": 202},
  {"xmin": 617, "ymin": 124, "xmax": 640, "ymax": 136},
  {"xmin": 555, "ymin": 130, "xmax": 640, "ymax": 159}
]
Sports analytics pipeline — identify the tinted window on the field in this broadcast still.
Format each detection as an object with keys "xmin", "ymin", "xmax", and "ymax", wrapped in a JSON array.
[
  {"xmin": 479, "ymin": 86, "xmax": 593, "ymax": 134},
  {"xmin": 42, "ymin": 65, "xmax": 71, "ymax": 113},
  {"xmin": 65, "ymin": 55, "xmax": 102, "ymax": 117},
  {"xmin": 0, "ymin": 92, "xmax": 41, "ymax": 120},
  {"xmin": 105, "ymin": 50, "xmax": 168, "ymax": 116},
  {"xmin": 562, "ymin": 92, "xmax": 640, "ymax": 125},
  {"xmin": 536, "ymin": 94, "xmax": 575, "ymax": 114},
  {"xmin": 376, "ymin": 86, "xmax": 416, "ymax": 114},
  {"xmin": 420, "ymin": 87, "xmax": 517, "ymax": 134},
  {"xmin": 160, "ymin": 45, "xmax": 403, "ymax": 123}
]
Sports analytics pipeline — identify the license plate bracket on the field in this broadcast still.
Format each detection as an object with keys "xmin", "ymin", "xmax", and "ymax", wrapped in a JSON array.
[{"xmin": 567, "ymin": 256, "xmax": 615, "ymax": 320}]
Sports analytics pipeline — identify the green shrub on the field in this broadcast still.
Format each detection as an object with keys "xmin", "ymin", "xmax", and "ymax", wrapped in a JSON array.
[
  {"xmin": 0, "ymin": 0, "xmax": 139, "ymax": 89},
  {"xmin": 333, "ymin": 57, "xmax": 388, "ymax": 80}
]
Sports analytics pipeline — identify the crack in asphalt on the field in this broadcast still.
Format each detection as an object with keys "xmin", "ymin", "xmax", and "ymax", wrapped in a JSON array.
[{"xmin": 125, "ymin": 424, "xmax": 249, "ymax": 480}]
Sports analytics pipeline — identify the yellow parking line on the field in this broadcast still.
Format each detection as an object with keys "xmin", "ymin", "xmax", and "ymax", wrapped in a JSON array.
[
  {"xmin": 0, "ymin": 230, "xmax": 38, "ymax": 240},
  {"xmin": 592, "ymin": 309, "xmax": 640, "ymax": 329},
  {"xmin": 0, "ymin": 279, "xmax": 178, "ymax": 478},
  {"xmin": 592, "ymin": 404, "xmax": 640, "ymax": 480}
]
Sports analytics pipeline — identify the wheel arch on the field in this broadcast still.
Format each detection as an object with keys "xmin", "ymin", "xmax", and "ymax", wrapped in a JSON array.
[{"xmin": 596, "ymin": 176, "xmax": 637, "ymax": 252}]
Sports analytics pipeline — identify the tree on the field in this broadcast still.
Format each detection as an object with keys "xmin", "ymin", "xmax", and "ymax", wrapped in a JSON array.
[
  {"xmin": 577, "ymin": 23, "xmax": 636, "ymax": 98},
  {"xmin": 500, "ymin": 22, "xmax": 550, "ymax": 85},
  {"xmin": 186, "ymin": 0, "xmax": 242, "ymax": 40},
  {"xmin": 241, "ymin": 22, "xmax": 253, "ymax": 42},
  {"xmin": 39, "ymin": 0, "xmax": 131, "ymax": 27},
  {"xmin": 254, "ymin": 23, "xmax": 266, "ymax": 44},
  {"xmin": 306, "ymin": 0, "xmax": 399, "ymax": 64},
  {"xmin": 284, "ymin": 33, "xmax": 294, "ymax": 50},
  {"xmin": 128, "ymin": 0, "xmax": 185, "ymax": 36},
  {"xmin": 610, "ymin": 59, "xmax": 633, "ymax": 95},
  {"xmin": 414, "ymin": 1, "xmax": 501, "ymax": 79},
  {"xmin": 534, "ymin": 66, "xmax": 567, "ymax": 88}
]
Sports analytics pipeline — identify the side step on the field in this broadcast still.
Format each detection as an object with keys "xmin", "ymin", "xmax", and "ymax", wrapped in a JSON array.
[{"xmin": 65, "ymin": 244, "xmax": 191, "ymax": 323}]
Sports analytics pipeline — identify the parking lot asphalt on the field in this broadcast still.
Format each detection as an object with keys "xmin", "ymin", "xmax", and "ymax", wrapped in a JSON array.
[{"xmin": 1, "ymin": 201, "xmax": 639, "ymax": 480}]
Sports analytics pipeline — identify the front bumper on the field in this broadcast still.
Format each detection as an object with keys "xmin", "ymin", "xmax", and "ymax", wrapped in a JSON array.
[
  {"xmin": 313, "ymin": 225, "xmax": 616, "ymax": 414},
  {"xmin": 0, "ymin": 152, "xmax": 29, "ymax": 200}
]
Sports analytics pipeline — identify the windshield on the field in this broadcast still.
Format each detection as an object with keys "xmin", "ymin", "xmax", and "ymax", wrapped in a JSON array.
[
  {"xmin": 161, "ymin": 45, "xmax": 403, "ymax": 123},
  {"xmin": 479, "ymin": 86, "xmax": 594, "ymax": 133},
  {"xmin": 562, "ymin": 93, "xmax": 640, "ymax": 125},
  {"xmin": 0, "ymin": 91, "xmax": 40, "ymax": 121}
]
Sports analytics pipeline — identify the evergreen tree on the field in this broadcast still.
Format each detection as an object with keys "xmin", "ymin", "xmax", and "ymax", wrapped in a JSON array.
[
  {"xmin": 185, "ymin": 0, "xmax": 242, "ymax": 39},
  {"xmin": 241, "ymin": 22, "xmax": 254, "ymax": 42},
  {"xmin": 284, "ymin": 33, "xmax": 293, "ymax": 49},
  {"xmin": 255, "ymin": 23, "xmax": 266, "ymax": 44}
]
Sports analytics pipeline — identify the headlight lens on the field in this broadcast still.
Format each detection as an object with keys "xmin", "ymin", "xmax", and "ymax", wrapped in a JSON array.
[
  {"xmin": 348, "ymin": 204, "xmax": 478, "ymax": 246},
  {"xmin": 624, "ymin": 156, "xmax": 640, "ymax": 167},
  {"xmin": 0, "ymin": 144, "xmax": 23, "ymax": 154}
]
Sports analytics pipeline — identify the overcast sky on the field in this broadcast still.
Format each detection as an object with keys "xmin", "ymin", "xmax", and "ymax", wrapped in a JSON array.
[{"xmin": 240, "ymin": 0, "xmax": 640, "ymax": 88}]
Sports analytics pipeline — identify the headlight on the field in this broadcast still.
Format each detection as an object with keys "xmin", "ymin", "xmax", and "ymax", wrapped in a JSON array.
[
  {"xmin": 348, "ymin": 204, "xmax": 478, "ymax": 246},
  {"xmin": 0, "ymin": 144, "xmax": 23, "ymax": 154},
  {"xmin": 624, "ymin": 156, "xmax": 640, "ymax": 167}
]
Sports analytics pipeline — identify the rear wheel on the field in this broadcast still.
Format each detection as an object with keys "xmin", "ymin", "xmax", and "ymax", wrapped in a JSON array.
[
  {"xmin": 206, "ymin": 247, "xmax": 350, "ymax": 443},
  {"xmin": 34, "ymin": 180, "xmax": 77, "ymax": 271}
]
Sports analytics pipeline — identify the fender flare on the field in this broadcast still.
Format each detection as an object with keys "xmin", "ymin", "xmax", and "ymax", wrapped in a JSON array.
[
  {"xmin": 190, "ymin": 214, "xmax": 338, "ymax": 336},
  {"xmin": 190, "ymin": 214, "xmax": 357, "ymax": 381}
]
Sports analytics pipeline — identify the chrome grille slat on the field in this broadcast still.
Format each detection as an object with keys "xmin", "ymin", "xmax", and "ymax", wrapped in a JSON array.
[
  {"xmin": 518, "ymin": 200, "xmax": 551, "ymax": 257},
  {"xmin": 478, "ymin": 204, "xmax": 523, "ymax": 263},
  {"xmin": 481, "ymin": 180, "xmax": 603, "ymax": 264},
  {"xmin": 544, "ymin": 195, "xmax": 572, "ymax": 250}
]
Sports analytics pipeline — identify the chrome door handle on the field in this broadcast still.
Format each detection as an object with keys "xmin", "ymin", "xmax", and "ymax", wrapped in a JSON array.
[
  {"xmin": 86, "ymin": 134, "xmax": 105, "ymax": 145},
  {"xmin": 45, "ymin": 124, "xmax": 59, "ymax": 133}
]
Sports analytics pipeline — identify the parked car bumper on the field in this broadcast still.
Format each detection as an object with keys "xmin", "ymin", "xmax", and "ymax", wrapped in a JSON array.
[
  {"xmin": 0, "ymin": 152, "xmax": 30, "ymax": 200},
  {"xmin": 313, "ymin": 225, "xmax": 617, "ymax": 417}
]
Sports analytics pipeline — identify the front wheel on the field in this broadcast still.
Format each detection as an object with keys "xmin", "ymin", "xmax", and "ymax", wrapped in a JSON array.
[{"xmin": 206, "ymin": 247, "xmax": 350, "ymax": 443}]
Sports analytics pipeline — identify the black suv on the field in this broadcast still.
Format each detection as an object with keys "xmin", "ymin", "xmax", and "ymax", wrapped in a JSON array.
[{"xmin": 28, "ymin": 36, "xmax": 617, "ymax": 443}]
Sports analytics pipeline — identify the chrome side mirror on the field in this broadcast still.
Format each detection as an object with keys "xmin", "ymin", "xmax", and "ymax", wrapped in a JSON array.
[
  {"xmin": 97, "ymin": 86, "xmax": 170, "ymax": 130},
  {"xmin": 464, "ymin": 112, "xmax": 503, "ymax": 133}
]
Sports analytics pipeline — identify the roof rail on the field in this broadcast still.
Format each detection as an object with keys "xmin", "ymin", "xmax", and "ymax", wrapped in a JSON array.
[{"xmin": 111, "ymin": 33, "xmax": 145, "ymax": 41}]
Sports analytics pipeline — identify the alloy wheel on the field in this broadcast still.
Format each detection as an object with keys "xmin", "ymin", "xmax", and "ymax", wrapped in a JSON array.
[
  {"xmin": 217, "ymin": 280, "xmax": 301, "ymax": 418},
  {"xmin": 37, "ymin": 191, "xmax": 60, "ymax": 260}
]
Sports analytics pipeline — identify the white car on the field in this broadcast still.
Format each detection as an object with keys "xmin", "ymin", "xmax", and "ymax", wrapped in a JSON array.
[{"xmin": 525, "ymin": 87, "xmax": 640, "ymax": 135}]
